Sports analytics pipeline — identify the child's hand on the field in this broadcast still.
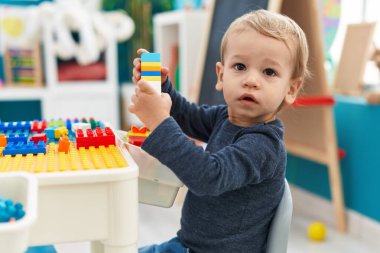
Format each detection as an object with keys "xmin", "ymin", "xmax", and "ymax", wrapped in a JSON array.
[
  {"xmin": 128, "ymin": 79, "xmax": 172, "ymax": 132},
  {"xmin": 132, "ymin": 48, "xmax": 169, "ymax": 84}
]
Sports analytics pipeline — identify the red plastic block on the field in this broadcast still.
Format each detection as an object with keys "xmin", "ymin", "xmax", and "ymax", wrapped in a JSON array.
[
  {"xmin": 104, "ymin": 127, "xmax": 116, "ymax": 146},
  {"xmin": 30, "ymin": 133, "xmax": 47, "ymax": 144},
  {"xmin": 76, "ymin": 129, "xmax": 88, "ymax": 149},
  {"xmin": 86, "ymin": 129, "xmax": 96, "ymax": 147},
  {"xmin": 128, "ymin": 136, "xmax": 146, "ymax": 147}
]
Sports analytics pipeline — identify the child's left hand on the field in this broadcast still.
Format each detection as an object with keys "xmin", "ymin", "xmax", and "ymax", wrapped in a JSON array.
[{"xmin": 128, "ymin": 79, "xmax": 172, "ymax": 132}]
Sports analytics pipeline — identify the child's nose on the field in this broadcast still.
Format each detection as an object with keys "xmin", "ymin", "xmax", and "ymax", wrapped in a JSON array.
[{"xmin": 243, "ymin": 73, "xmax": 260, "ymax": 88}]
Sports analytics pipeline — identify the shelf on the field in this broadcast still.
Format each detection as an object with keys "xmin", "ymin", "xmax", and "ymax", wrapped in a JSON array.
[
  {"xmin": 153, "ymin": 10, "xmax": 209, "ymax": 101},
  {"xmin": 0, "ymin": 87, "xmax": 47, "ymax": 100}
]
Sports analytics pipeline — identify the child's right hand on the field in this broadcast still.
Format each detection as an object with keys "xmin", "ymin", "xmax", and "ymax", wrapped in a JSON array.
[{"xmin": 132, "ymin": 48, "xmax": 169, "ymax": 84}]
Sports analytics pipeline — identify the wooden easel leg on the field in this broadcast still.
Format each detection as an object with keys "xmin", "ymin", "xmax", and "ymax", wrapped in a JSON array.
[{"xmin": 327, "ymin": 159, "xmax": 347, "ymax": 232}]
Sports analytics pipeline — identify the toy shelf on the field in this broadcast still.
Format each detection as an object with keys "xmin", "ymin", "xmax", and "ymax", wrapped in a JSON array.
[{"xmin": 153, "ymin": 10, "xmax": 208, "ymax": 101}]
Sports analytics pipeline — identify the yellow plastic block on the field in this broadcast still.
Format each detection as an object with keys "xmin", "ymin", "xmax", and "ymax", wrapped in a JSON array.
[
  {"xmin": 0, "ymin": 155, "xmax": 11, "ymax": 172},
  {"xmin": 24, "ymin": 154, "xmax": 34, "ymax": 172},
  {"xmin": 47, "ymin": 143, "xmax": 57, "ymax": 172},
  {"xmin": 99, "ymin": 146, "xmax": 116, "ymax": 168},
  {"xmin": 11, "ymin": 154, "xmax": 22, "ymax": 172},
  {"xmin": 141, "ymin": 62, "xmax": 161, "ymax": 67},
  {"xmin": 142, "ymin": 76, "xmax": 161, "ymax": 81},
  {"xmin": 34, "ymin": 153, "xmax": 45, "ymax": 173},
  {"xmin": 89, "ymin": 146, "xmax": 104, "ymax": 169},
  {"xmin": 109, "ymin": 145, "xmax": 128, "ymax": 168},
  {"xmin": 79, "ymin": 147, "xmax": 91, "ymax": 170},
  {"xmin": 58, "ymin": 152, "xmax": 71, "ymax": 171},
  {"xmin": 70, "ymin": 143, "xmax": 81, "ymax": 171}
]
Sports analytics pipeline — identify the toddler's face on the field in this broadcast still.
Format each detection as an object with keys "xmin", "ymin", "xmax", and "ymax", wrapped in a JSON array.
[{"xmin": 216, "ymin": 28, "xmax": 300, "ymax": 127}]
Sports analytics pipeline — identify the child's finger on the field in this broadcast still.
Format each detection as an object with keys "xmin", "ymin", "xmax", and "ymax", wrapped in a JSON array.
[
  {"xmin": 133, "ymin": 68, "xmax": 141, "ymax": 80},
  {"xmin": 137, "ymin": 80, "xmax": 156, "ymax": 94},
  {"xmin": 137, "ymin": 48, "xmax": 149, "ymax": 55},
  {"xmin": 133, "ymin": 58, "xmax": 141, "ymax": 69}
]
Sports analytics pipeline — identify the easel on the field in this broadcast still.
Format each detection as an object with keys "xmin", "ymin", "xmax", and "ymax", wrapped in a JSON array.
[
  {"xmin": 333, "ymin": 22, "xmax": 380, "ymax": 105},
  {"xmin": 272, "ymin": 0, "xmax": 347, "ymax": 232}
]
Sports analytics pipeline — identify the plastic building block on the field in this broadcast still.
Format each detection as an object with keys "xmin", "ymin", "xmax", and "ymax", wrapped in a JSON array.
[
  {"xmin": 30, "ymin": 133, "xmax": 47, "ymax": 144},
  {"xmin": 65, "ymin": 119, "xmax": 72, "ymax": 132},
  {"xmin": 7, "ymin": 133, "xmax": 27, "ymax": 144},
  {"xmin": 127, "ymin": 136, "xmax": 146, "ymax": 147},
  {"xmin": 72, "ymin": 122, "xmax": 91, "ymax": 134},
  {"xmin": 141, "ymin": 53, "xmax": 161, "ymax": 93},
  {"xmin": 58, "ymin": 136, "xmax": 70, "ymax": 153},
  {"xmin": 0, "ymin": 134, "xmax": 6, "ymax": 147},
  {"xmin": 3, "ymin": 141, "xmax": 46, "ymax": 156},
  {"xmin": 31, "ymin": 120, "xmax": 47, "ymax": 133},
  {"xmin": 54, "ymin": 126, "xmax": 68, "ymax": 139},
  {"xmin": 127, "ymin": 125, "xmax": 150, "ymax": 146},
  {"xmin": 0, "ymin": 196, "xmax": 26, "ymax": 222},
  {"xmin": 44, "ymin": 127, "xmax": 56, "ymax": 140}
]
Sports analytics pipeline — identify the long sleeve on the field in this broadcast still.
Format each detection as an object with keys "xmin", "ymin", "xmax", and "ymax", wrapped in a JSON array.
[
  {"xmin": 142, "ymin": 117, "xmax": 284, "ymax": 196},
  {"xmin": 161, "ymin": 79, "xmax": 222, "ymax": 143}
]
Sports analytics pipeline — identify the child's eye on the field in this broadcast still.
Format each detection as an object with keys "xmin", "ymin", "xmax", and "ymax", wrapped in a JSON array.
[
  {"xmin": 263, "ymin": 68, "xmax": 277, "ymax": 77},
  {"xmin": 234, "ymin": 63, "xmax": 246, "ymax": 71}
]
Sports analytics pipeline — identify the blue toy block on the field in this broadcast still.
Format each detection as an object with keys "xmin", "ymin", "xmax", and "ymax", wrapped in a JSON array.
[
  {"xmin": 141, "ymin": 53, "xmax": 160, "ymax": 62},
  {"xmin": 26, "ymin": 246, "xmax": 57, "ymax": 253},
  {"xmin": 141, "ymin": 71, "xmax": 161, "ymax": 76},
  {"xmin": 3, "ymin": 141, "xmax": 46, "ymax": 156},
  {"xmin": 7, "ymin": 133, "xmax": 27, "ymax": 143},
  {"xmin": 44, "ymin": 127, "xmax": 57, "ymax": 140}
]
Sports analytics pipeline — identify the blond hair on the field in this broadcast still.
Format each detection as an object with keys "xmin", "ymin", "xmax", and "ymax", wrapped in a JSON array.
[{"xmin": 220, "ymin": 9, "xmax": 309, "ymax": 81}]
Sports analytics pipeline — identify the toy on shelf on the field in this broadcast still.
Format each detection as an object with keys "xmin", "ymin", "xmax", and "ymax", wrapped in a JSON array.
[
  {"xmin": 141, "ymin": 53, "xmax": 161, "ymax": 94},
  {"xmin": 3, "ymin": 45, "xmax": 43, "ymax": 87},
  {"xmin": 126, "ymin": 125, "xmax": 150, "ymax": 147}
]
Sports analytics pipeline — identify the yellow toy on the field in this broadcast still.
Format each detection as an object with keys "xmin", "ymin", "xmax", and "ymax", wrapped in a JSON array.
[{"xmin": 308, "ymin": 221, "xmax": 327, "ymax": 241}]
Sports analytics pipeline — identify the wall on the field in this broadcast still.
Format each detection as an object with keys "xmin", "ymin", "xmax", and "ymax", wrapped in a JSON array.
[{"xmin": 286, "ymin": 95, "xmax": 380, "ymax": 222}]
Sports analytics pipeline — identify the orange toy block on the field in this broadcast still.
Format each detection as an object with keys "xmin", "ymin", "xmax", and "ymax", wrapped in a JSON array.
[
  {"xmin": 0, "ymin": 134, "xmax": 6, "ymax": 147},
  {"xmin": 58, "ymin": 136, "xmax": 70, "ymax": 153}
]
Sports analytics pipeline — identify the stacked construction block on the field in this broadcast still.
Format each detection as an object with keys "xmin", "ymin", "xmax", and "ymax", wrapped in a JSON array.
[{"xmin": 141, "ymin": 53, "xmax": 161, "ymax": 94}]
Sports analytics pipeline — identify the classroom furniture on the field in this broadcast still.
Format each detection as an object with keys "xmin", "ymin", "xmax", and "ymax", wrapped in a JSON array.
[
  {"xmin": 266, "ymin": 179, "xmax": 292, "ymax": 253},
  {"xmin": 0, "ymin": 120, "xmax": 139, "ymax": 253},
  {"xmin": 278, "ymin": 0, "xmax": 346, "ymax": 232},
  {"xmin": 0, "ymin": 6, "xmax": 120, "ymax": 128},
  {"xmin": 334, "ymin": 22, "xmax": 376, "ymax": 95}
]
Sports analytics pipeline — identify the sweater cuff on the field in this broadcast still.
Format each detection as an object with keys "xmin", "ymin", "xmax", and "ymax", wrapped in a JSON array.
[{"xmin": 141, "ymin": 117, "xmax": 180, "ymax": 157}]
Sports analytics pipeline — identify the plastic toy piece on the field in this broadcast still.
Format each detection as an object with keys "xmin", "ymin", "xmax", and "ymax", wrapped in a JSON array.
[
  {"xmin": 44, "ymin": 127, "xmax": 57, "ymax": 140},
  {"xmin": 58, "ymin": 136, "xmax": 70, "ymax": 154},
  {"xmin": 54, "ymin": 126, "xmax": 68, "ymax": 139},
  {"xmin": 127, "ymin": 125, "xmax": 150, "ymax": 146},
  {"xmin": 0, "ymin": 134, "xmax": 6, "ymax": 147},
  {"xmin": 31, "ymin": 120, "xmax": 47, "ymax": 133},
  {"xmin": 30, "ymin": 133, "xmax": 47, "ymax": 144},
  {"xmin": 2, "ymin": 141, "xmax": 46, "ymax": 156},
  {"xmin": 6, "ymin": 133, "xmax": 27, "ymax": 144},
  {"xmin": 141, "ymin": 53, "xmax": 161, "ymax": 93},
  {"xmin": 0, "ymin": 121, "xmax": 31, "ymax": 133},
  {"xmin": 0, "ymin": 196, "xmax": 26, "ymax": 222}
]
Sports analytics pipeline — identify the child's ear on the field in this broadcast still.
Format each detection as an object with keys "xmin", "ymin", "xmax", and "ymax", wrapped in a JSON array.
[
  {"xmin": 215, "ymin": 62, "xmax": 224, "ymax": 91},
  {"xmin": 284, "ymin": 78, "xmax": 302, "ymax": 105}
]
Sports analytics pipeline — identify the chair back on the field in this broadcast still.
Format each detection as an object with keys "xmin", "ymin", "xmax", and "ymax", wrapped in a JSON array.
[{"xmin": 266, "ymin": 179, "xmax": 293, "ymax": 253}]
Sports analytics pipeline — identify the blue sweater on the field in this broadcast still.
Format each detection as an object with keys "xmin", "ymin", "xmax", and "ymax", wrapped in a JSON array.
[{"xmin": 142, "ymin": 79, "xmax": 286, "ymax": 253}]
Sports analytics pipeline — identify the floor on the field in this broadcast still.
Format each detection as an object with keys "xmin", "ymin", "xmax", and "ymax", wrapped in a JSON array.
[{"xmin": 53, "ymin": 202, "xmax": 380, "ymax": 253}]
